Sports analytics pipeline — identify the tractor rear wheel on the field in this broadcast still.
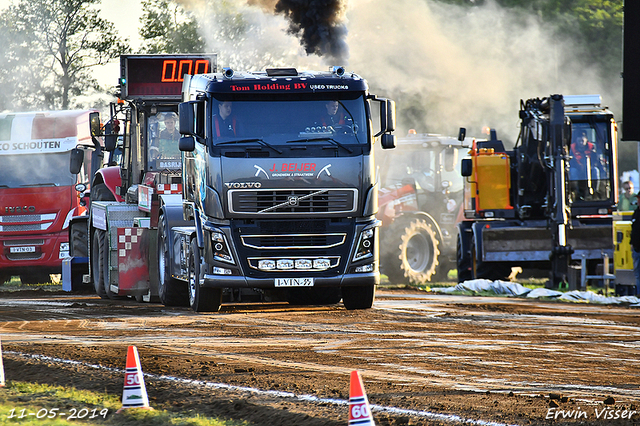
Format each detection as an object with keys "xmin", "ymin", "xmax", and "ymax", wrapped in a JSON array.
[{"xmin": 381, "ymin": 218, "xmax": 439, "ymax": 285}]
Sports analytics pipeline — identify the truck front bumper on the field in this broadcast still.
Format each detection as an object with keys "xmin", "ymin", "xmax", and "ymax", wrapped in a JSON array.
[{"xmin": 202, "ymin": 271, "xmax": 379, "ymax": 289}]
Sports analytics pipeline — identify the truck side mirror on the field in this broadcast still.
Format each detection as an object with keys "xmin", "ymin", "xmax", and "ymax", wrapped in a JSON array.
[
  {"xmin": 458, "ymin": 128, "xmax": 466, "ymax": 141},
  {"xmin": 70, "ymin": 148, "xmax": 84, "ymax": 175},
  {"xmin": 380, "ymin": 133, "xmax": 396, "ymax": 149},
  {"xmin": 461, "ymin": 158, "xmax": 472, "ymax": 177},
  {"xmin": 380, "ymin": 99, "xmax": 396, "ymax": 133},
  {"xmin": 179, "ymin": 101, "xmax": 202, "ymax": 136},
  {"xmin": 89, "ymin": 112, "xmax": 101, "ymax": 137},
  {"xmin": 179, "ymin": 136, "xmax": 196, "ymax": 152}
]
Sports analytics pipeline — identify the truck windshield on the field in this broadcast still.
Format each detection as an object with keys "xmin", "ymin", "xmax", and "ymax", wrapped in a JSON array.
[
  {"xmin": 0, "ymin": 152, "xmax": 75, "ymax": 188},
  {"xmin": 210, "ymin": 97, "xmax": 367, "ymax": 145},
  {"xmin": 382, "ymin": 145, "xmax": 466, "ymax": 194},
  {"xmin": 568, "ymin": 120, "xmax": 612, "ymax": 203},
  {"xmin": 147, "ymin": 112, "xmax": 182, "ymax": 171}
]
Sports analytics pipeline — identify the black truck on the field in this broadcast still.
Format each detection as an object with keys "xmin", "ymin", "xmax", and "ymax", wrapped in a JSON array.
[{"xmin": 162, "ymin": 66, "xmax": 397, "ymax": 311}]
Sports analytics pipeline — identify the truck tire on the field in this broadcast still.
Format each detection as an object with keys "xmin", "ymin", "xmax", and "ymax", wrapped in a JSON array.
[
  {"xmin": 342, "ymin": 284, "xmax": 375, "ymax": 310},
  {"xmin": 70, "ymin": 221, "xmax": 88, "ymax": 258},
  {"xmin": 456, "ymin": 236, "xmax": 472, "ymax": 283},
  {"xmin": 90, "ymin": 183, "xmax": 115, "ymax": 202},
  {"xmin": 188, "ymin": 239, "xmax": 222, "ymax": 312},
  {"xmin": 381, "ymin": 219, "xmax": 439, "ymax": 285},
  {"xmin": 158, "ymin": 216, "xmax": 189, "ymax": 307},
  {"xmin": 286, "ymin": 287, "xmax": 342, "ymax": 306},
  {"xmin": 92, "ymin": 229, "xmax": 108, "ymax": 299}
]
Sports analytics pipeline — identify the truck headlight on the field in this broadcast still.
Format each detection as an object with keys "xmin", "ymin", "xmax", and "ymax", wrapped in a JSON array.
[
  {"xmin": 211, "ymin": 231, "xmax": 235, "ymax": 264},
  {"xmin": 353, "ymin": 226, "xmax": 375, "ymax": 262}
]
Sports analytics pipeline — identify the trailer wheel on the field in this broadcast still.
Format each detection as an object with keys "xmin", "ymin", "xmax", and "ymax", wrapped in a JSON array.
[
  {"xmin": 342, "ymin": 284, "xmax": 375, "ymax": 310},
  {"xmin": 92, "ymin": 229, "xmax": 108, "ymax": 299},
  {"xmin": 158, "ymin": 216, "xmax": 188, "ymax": 307},
  {"xmin": 188, "ymin": 239, "xmax": 222, "ymax": 312}
]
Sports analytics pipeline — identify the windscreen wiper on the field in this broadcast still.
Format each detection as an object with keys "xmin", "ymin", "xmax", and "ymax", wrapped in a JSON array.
[
  {"xmin": 21, "ymin": 183, "xmax": 59, "ymax": 187},
  {"xmin": 216, "ymin": 138, "xmax": 282, "ymax": 154},
  {"xmin": 286, "ymin": 137, "xmax": 353, "ymax": 153}
]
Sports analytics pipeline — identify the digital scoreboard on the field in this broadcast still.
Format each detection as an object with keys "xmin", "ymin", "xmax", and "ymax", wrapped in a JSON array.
[{"xmin": 120, "ymin": 54, "xmax": 217, "ymax": 100}]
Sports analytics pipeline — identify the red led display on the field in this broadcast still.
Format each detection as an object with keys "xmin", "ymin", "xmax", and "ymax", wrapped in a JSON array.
[{"xmin": 122, "ymin": 55, "xmax": 216, "ymax": 99}]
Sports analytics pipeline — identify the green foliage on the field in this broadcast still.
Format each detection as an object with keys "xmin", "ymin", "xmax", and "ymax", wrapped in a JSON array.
[
  {"xmin": 438, "ymin": 0, "xmax": 623, "ymax": 79},
  {"xmin": 0, "ymin": 0, "xmax": 128, "ymax": 110},
  {"xmin": 138, "ymin": 0, "xmax": 205, "ymax": 54}
]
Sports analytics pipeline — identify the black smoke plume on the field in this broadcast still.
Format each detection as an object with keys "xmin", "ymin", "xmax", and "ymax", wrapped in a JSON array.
[{"xmin": 250, "ymin": 0, "xmax": 349, "ymax": 64}]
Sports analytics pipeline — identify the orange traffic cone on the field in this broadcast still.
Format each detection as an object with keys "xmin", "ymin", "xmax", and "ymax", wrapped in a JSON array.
[
  {"xmin": 117, "ymin": 346, "xmax": 151, "ymax": 413},
  {"xmin": 0, "ymin": 338, "xmax": 5, "ymax": 387},
  {"xmin": 348, "ymin": 370, "xmax": 375, "ymax": 425}
]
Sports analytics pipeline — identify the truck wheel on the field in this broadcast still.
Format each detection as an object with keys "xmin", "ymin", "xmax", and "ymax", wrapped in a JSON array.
[
  {"xmin": 342, "ymin": 284, "xmax": 375, "ymax": 310},
  {"xmin": 287, "ymin": 287, "xmax": 342, "ymax": 305},
  {"xmin": 70, "ymin": 221, "xmax": 88, "ymax": 258},
  {"xmin": 157, "ymin": 216, "xmax": 188, "ymax": 307},
  {"xmin": 456, "ymin": 236, "xmax": 472, "ymax": 283},
  {"xmin": 92, "ymin": 229, "xmax": 108, "ymax": 299},
  {"xmin": 90, "ymin": 183, "xmax": 115, "ymax": 202},
  {"xmin": 188, "ymin": 239, "xmax": 222, "ymax": 312}
]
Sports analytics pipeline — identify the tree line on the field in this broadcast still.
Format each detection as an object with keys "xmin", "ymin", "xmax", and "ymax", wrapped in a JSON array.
[{"xmin": 0, "ymin": 0, "xmax": 623, "ymax": 111}]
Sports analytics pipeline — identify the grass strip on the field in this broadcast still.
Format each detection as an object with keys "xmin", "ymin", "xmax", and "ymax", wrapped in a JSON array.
[{"xmin": 0, "ymin": 381, "xmax": 248, "ymax": 426}]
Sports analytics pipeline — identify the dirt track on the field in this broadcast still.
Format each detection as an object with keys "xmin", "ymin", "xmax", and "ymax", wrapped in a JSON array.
[{"xmin": 0, "ymin": 288, "xmax": 639, "ymax": 425}]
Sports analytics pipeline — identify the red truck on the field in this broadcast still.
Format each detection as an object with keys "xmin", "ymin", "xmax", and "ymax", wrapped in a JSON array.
[{"xmin": 0, "ymin": 110, "xmax": 102, "ymax": 285}]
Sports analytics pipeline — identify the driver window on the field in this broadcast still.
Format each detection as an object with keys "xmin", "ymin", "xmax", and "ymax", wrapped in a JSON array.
[{"xmin": 149, "ymin": 112, "xmax": 181, "ymax": 161}]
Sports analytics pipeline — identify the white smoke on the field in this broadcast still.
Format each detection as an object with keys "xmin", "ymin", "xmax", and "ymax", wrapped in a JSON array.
[
  {"xmin": 187, "ymin": 0, "xmax": 621, "ymax": 144},
  {"xmin": 344, "ymin": 0, "xmax": 621, "ymax": 143}
]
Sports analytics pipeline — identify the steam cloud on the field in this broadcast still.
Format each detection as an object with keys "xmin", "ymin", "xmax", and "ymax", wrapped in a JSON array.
[
  {"xmin": 248, "ymin": 0, "xmax": 349, "ymax": 64},
  {"xmin": 189, "ymin": 0, "xmax": 621, "ymax": 143}
]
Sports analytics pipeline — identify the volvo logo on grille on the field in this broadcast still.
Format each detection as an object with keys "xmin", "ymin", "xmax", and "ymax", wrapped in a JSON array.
[
  {"xmin": 5, "ymin": 206, "xmax": 36, "ymax": 213},
  {"xmin": 287, "ymin": 196, "xmax": 299, "ymax": 206}
]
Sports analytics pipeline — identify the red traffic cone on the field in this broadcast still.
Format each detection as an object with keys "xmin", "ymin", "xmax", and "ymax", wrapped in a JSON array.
[
  {"xmin": 117, "ymin": 346, "xmax": 151, "ymax": 413},
  {"xmin": 348, "ymin": 370, "xmax": 375, "ymax": 425}
]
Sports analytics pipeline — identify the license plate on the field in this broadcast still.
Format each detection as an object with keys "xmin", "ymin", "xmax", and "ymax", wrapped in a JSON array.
[
  {"xmin": 275, "ymin": 278, "xmax": 314, "ymax": 287},
  {"xmin": 10, "ymin": 246, "xmax": 35, "ymax": 253}
]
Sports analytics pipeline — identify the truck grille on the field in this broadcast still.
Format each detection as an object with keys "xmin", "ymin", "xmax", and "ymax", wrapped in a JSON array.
[
  {"xmin": 241, "ymin": 233, "xmax": 346, "ymax": 249},
  {"xmin": 229, "ymin": 188, "xmax": 357, "ymax": 215},
  {"xmin": 0, "ymin": 214, "xmax": 56, "ymax": 232}
]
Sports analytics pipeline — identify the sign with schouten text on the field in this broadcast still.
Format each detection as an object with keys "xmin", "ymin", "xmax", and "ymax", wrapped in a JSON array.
[{"xmin": 0, "ymin": 111, "xmax": 94, "ymax": 155}]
